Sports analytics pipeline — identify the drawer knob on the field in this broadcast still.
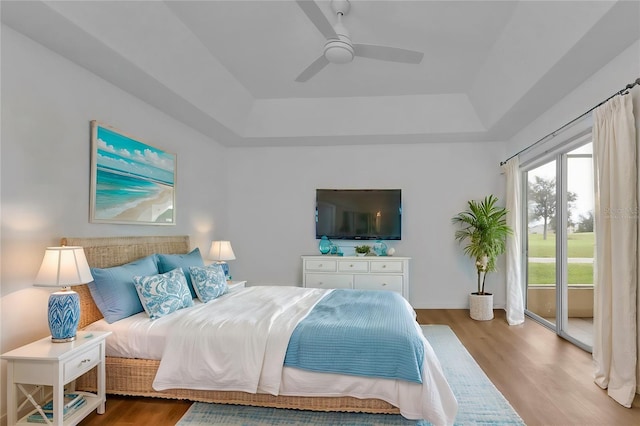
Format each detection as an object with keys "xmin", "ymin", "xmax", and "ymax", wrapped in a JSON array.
[
  {"xmin": 382, "ymin": 283, "xmax": 387, "ymax": 286},
  {"xmin": 382, "ymin": 265, "xmax": 387, "ymax": 268},
  {"xmin": 80, "ymin": 358, "xmax": 91, "ymax": 364},
  {"xmin": 350, "ymin": 264, "xmax": 354, "ymax": 267}
]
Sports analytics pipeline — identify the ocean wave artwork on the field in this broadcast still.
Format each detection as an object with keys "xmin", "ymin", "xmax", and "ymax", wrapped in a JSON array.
[{"xmin": 91, "ymin": 122, "xmax": 176, "ymax": 224}]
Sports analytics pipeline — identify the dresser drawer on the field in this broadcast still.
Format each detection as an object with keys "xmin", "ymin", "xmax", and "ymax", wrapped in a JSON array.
[
  {"xmin": 304, "ymin": 259, "xmax": 337, "ymax": 272},
  {"xmin": 338, "ymin": 260, "xmax": 368, "ymax": 272},
  {"xmin": 370, "ymin": 260, "xmax": 404, "ymax": 273},
  {"xmin": 63, "ymin": 344, "xmax": 101, "ymax": 382},
  {"xmin": 305, "ymin": 273, "xmax": 353, "ymax": 289},
  {"xmin": 354, "ymin": 275, "xmax": 403, "ymax": 294}
]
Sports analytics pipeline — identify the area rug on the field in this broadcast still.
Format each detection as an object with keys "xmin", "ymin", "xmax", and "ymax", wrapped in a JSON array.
[{"xmin": 176, "ymin": 325, "xmax": 524, "ymax": 425}]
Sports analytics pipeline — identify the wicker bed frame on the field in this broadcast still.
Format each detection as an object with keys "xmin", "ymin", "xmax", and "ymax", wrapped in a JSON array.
[{"xmin": 67, "ymin": 235, "xmax": 399, "ymax": 413}]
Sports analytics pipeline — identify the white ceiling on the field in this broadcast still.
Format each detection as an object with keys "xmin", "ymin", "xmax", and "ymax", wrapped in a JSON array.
[{"xmin": 2, "ymin": 1, "xmax": 639, "ymax": 147}]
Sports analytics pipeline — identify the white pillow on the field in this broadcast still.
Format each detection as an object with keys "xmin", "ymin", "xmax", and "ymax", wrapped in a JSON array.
[
  {"xmin": 189, "ymin": 263, "xmax": 228, "ymax": 303},
  {"xmin": 133, "ymin": 268, "xmax": 194, "ymax": 319}
]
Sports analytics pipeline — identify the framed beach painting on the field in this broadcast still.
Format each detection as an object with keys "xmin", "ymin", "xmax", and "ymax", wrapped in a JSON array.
[{"xmin": 90, "ymin": 121, "xmax": 176, "ymax": 225}]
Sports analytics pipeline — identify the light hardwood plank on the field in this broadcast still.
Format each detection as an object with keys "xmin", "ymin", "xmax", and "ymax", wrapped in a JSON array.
[
  {"xmin": 417, "ymin": 309, "xmax": 639, "ymax": 426},
  {"xmin": 79, "ymin": 309, "xmax": 640, "ymax": 425}
]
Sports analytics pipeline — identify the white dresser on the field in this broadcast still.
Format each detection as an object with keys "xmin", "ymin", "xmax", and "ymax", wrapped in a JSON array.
[{"xmin": 302, "ymin": 255, "xmax": 410, "ymax": 299}]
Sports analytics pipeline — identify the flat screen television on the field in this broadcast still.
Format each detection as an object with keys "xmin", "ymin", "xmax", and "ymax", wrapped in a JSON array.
[{"xmin": 315, "ymin": 189, "xmax": 402, "ymax": 240}]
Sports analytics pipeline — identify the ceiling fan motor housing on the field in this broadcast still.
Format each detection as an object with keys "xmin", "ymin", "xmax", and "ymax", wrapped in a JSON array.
[
  {"xmin": 324, "ymin": 35, "xmax": 354, "ymax": 63},
  {"xmin": 324, "ymin": 2, "xmax": 353, "ymax": 64}
]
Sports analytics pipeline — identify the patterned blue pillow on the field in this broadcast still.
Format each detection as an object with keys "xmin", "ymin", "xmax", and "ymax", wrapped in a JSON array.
[
  {"xmin": 189, "ymin": 263, "xmax": 228, "ymax": 303},
  {"xmin": 133, "ymin": 268, "xmax": 194, "ymax": 320}
]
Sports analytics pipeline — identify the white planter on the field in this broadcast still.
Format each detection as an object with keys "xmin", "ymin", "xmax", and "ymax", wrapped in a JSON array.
[{"xmin": 469, "ymin": 293, "xmax": 494, "ymax": 321}]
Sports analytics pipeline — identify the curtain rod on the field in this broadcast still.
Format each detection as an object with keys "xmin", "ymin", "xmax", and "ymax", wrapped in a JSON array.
[{"xmin": 500, "ymin": 77, "xmax": 640, "ymax": 166}]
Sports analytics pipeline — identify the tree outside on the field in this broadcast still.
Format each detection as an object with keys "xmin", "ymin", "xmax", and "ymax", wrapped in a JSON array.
[
  {"xmin": 528, "ymin": 176, "xmax": 577, "ymax": 240},
  {"xmin": 576, "ymin": 210, "xmax": 594, "ymax": 233}
]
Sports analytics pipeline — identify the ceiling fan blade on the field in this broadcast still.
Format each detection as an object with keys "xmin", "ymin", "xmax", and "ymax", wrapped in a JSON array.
[
  {"xmin": 295, "ymin": 55, "xmax": 330, "ymax": 82},
  {"xmin": 353, "ymin": 44, "xmax": 424, "ymax": 64},
  {"xmin": 296, "ymin": 0, "xmax": 338, "ymax": 40}
]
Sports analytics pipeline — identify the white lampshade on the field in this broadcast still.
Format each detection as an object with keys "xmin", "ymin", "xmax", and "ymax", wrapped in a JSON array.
[
  {"xmin": 208, "ymin": 241, "xmax": 236, "ymax": 261},
  {"xmin": 34, "ymin": 246, "xmax": 93, "ymax": 288}
]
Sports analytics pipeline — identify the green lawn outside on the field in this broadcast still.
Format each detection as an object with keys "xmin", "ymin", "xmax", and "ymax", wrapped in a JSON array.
[
  {"xmin": 527, "ymin": 232, "xmax": 594, "ymax": 285},
  {"xmin": 528, "ymin": 232, "xmax": 594, "ymax": 258},
  {"xmin": 527, "ymin": 262, "xmax": 593, "ymax": 285}
]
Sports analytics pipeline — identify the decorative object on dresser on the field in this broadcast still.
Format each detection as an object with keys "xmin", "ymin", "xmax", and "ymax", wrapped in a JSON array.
[
  {"xmin": 354, "ymin": 245, "xmax": 371, "ymax": 256},
  {"xmin": 33, "ymin": 246, "xmax": 93, "ymax": 342},
  {"xmin": 208, "ymin": 240, "xmax": 236, "ymax": 279},
  {"xmin": 452, "ymin": 195, "xmax": 512, "ymax": 321},
  {"xmin": 89, "ymin": 120, "xmax": 176, "ymax": 225},
  {"xmin": 373, "ymin": 240, "xmax": 388, "ymax": 256},
  {"xmin": 318, "ymin": 235, "xmax": 332, "ymax": 254},
  {"xmin": 302, "ymin": 255, "xmax": 410, "ymax": 299}
]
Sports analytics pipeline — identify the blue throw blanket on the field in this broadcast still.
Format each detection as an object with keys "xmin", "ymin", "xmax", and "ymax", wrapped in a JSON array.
[{"xmin": 284, "ymin": 289, "xmax": 424, "ymax": 383}]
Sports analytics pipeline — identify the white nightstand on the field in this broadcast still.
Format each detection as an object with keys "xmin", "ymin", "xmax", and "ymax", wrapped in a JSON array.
[
  {"xmin": 227, "ymin": 280, "xmax": 247, "ymax": 291},
  {"xmin": 1, "ymin": 331, "xmax": 111, "ymax": 425}
]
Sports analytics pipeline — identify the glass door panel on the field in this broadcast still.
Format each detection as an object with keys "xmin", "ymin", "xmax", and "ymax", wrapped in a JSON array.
[
  {"xmin": 564, "ymin": 143, "xmax": 594, "ymax": 348},
  {"xmin": 526, "ymin": 160, "xmax": 557, "ymax": 326}
]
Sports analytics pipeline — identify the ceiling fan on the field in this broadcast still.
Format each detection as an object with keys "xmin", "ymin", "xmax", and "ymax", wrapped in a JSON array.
[{"xmin": 295, "ymin": 0, "xmax": 424, "ymax": 82}]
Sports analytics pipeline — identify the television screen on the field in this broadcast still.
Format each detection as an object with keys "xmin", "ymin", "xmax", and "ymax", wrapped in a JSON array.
[{"xmin": 315, "ymin": 189, "xmax": 401, "ymax": 240}]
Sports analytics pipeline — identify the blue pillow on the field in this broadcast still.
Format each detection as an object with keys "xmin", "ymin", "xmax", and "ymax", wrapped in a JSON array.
[
  {"xmin": 157, "ymin": 248, "xmax": 203, "ymax": 299},
  {"xmin": 88, "ymin": 255, "xmax": 158, "ymax": 323},
  {"xmin": 133, "ymin": 268, "xmax": 194, "ymax": 320},
  {"xmin": 189, "ymin": 264, "xmax": 228, "ymax": 303}
]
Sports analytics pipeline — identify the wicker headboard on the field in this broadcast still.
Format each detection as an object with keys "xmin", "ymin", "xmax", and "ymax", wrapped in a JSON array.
[{"xmin": 61, "ymin": 236, "xmax": 190, "ymax": 328}]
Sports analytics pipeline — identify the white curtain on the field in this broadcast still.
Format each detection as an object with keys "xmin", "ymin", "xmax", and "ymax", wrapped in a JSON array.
[
  {"xmin": 502, "ymin": 157, "xmax": 525, "ymax": 325},
  {"xmin": 592, "ymin": 93, "xmax": 638, "ymax": 407}
]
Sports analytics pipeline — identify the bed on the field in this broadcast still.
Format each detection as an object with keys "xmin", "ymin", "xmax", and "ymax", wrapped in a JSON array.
[{"xmin": 67, "ymin": 235, "xmax": 457, "ymax": 425}]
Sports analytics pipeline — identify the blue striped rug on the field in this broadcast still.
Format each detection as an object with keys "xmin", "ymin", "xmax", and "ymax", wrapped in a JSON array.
[{"xmin": 176, "ymin": 325, "xmax": 524, "ymax": 425}]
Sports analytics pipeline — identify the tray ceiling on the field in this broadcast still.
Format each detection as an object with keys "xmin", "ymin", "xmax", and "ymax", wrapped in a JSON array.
[{"xmin": 2, "ymin": 1, "xmax": 639, "ymax": 147}]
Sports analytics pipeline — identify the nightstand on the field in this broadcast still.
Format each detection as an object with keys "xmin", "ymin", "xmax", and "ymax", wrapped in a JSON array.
[
  {"xmin": 227, "ymin": 280, "xmax": 247, "ymax": 291},
  {"xmin": 1, "ymin": 331, "xmax": 111, "ymax": 425}
]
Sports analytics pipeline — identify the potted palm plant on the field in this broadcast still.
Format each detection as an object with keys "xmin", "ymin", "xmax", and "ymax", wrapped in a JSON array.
[{"xmin": 452, "ymin": 195, "xmax": 511, "ymax": 321}]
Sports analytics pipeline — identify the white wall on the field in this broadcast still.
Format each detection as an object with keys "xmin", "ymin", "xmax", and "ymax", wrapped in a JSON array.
[
  {"xmin": 0, "ymin": 25, "xmax": 227, "ymax": 424},
  {"xmin": 226, "ymin": 142, "xmax": 507, "ymax": 309}
]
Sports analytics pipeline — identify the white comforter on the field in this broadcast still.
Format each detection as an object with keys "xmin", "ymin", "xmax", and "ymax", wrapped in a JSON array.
[
  {"xmin": 86, "ymin": 286, "xmax": 458, "ymax": 425},
  {"xmin": 153, "ymin": 286, "xmax": 327, "ymax": 394}
]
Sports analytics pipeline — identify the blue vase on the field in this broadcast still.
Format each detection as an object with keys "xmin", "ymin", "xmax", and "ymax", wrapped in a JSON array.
[
  {"xmin": 373, "ymin": 240, "xmax": 387, "ymax": 256},
  {"xmin": 318, "ymin": 236, "xmax": 331, "ymax": 254}
]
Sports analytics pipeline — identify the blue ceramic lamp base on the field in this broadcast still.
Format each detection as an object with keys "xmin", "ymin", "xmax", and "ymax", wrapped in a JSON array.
[
  {"xmin": 216, "ymin": 261, "xmax": 230, "ymax": 279},
  {"xmin": 48, "ymin": 289, "xmax": 80, "ymax": 343}
]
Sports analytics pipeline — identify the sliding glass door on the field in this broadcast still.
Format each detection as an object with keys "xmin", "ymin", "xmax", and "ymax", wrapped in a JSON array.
[
  {"xmin": 524, "ymin": 138, "xmax": 594, "ymax": 351},
  {"xmin": 526, "ymin": 160, "xmax": 557, "ymax": 327},
  {"xmin": 563, "ymin": 143, "xmax": 594, "ymax": 348}
]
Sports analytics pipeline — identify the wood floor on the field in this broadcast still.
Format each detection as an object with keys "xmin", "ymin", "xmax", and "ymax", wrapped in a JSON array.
[{"xmin": 79, "ymin": 309, "xmax": 640, "ymax": 426}]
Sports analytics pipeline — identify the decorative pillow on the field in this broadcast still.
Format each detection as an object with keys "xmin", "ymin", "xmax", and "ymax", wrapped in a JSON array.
[
  {"xmin": 156, "ymin": 248, "xmax": 204, "ymax": 299},
  {"xmin": 88, "ymin": 254, "xmax": 158, "ymax": 324},
  {"xmin": 189, "ymin": 263, "xmax": 229, "ymax": 303},
  {"xmin": 133, "ymin": 268, "xmax": 194, "ymax": 320}
]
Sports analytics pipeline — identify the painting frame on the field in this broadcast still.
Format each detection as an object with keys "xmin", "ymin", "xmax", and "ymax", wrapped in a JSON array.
[{"xmin": 90, "ymin": 120, "xmax": 177, "ymax": 225}]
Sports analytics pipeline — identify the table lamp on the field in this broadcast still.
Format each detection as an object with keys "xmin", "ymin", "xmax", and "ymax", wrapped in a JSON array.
[
  {"xmin": 33, "ymin": 246, "xmax": 93, "ymax": 342},
  {"xmin": 208, "ymin": 240, "xmax": 236, "ymax": 279}
]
